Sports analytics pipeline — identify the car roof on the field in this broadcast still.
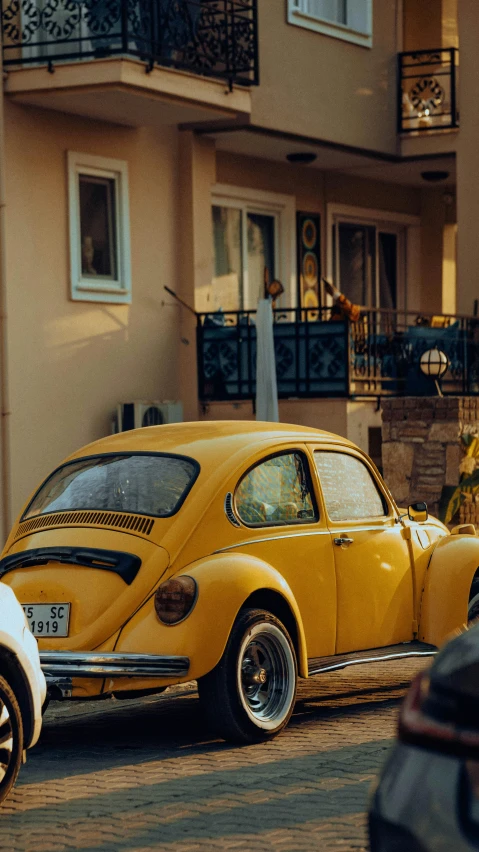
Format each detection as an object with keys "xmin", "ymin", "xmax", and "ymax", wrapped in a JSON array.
[{"xmin": 66, "ymin": 420, "xmax": 356, "ymax": 468}]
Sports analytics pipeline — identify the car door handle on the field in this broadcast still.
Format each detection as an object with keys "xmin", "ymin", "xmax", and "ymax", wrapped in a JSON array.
[{"xmin": 334, "ymin": 536, "xmax": 354, "ymax": 546}]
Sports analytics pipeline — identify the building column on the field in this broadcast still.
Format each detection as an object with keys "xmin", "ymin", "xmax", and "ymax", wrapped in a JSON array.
[
  {"xmin": 442, "ymin": 222, "xmax": 457, "ymax": 315},
  {"xmin": 456, "ymin": 0, "xmax": 479, "ymax": 316},
  {"xmin": 178, "ymin": 131, "xmax": 216, "ymax": 421},
  {"xmin": 420, "ymin": 187, "xmax": 446, "ymax": 315}
]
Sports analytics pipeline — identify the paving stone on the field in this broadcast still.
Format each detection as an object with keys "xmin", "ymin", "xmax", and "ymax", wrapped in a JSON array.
[{"xmin": 0, "ymin": 660, "xmax": 428, "ymax": 852}]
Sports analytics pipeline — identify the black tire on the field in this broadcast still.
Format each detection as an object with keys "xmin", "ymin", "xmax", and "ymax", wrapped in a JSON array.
[
  {"xmin": 468, "ymin": 578, "xmax": 479, "ymax": 624},
  {"xmin": 0, "ymin": 675, "xmax": 24, "ymax": 806},
  {"xmin": 198, "ymin": 607, "xmax": 297, "ymax": 744},
  {"xmin": 41, "ymin": 694, "xmax": 50, "ymax": 717}
]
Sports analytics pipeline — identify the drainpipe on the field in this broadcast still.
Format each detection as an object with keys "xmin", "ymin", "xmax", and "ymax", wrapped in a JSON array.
[{"xmin": 0, "ymin": 28, "xmax": 11, "ymax": 544}]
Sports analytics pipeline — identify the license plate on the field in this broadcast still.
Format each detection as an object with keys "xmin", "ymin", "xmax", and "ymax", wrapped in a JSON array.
[{"xmin": 22, "ymin": 603, "xmax": 70, "ymax": 637}]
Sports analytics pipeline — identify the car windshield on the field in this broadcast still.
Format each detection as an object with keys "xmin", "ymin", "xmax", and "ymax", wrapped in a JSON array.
[{"xmin": 23, "ymin": 454, "xmax": 198, "ymax": 519}]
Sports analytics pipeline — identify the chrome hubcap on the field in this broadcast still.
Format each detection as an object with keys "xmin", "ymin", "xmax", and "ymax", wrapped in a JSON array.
[
  {"xmin": 242, "ymin": 664, "xmax": 268, "ymax": 686},
  {"xmin": 0, "ymin": 699, "xmax": 13, "ymax": 785},
  {"xmin": 238, "ymin": 623, "xmax": 296, "ymax": 730}
]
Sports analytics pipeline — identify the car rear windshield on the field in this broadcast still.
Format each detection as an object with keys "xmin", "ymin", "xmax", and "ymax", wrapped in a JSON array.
[{"xmin": 23, "ymin": 454, "xmax": 199, "ymax": 520}]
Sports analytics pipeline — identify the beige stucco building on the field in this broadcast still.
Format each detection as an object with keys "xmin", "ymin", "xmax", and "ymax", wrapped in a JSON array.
[{"xmin": 0, "ymin": 0, "xmax": 476, "ymax": 540}]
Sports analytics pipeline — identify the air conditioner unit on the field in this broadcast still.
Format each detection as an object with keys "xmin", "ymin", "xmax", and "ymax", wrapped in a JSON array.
[{"xmin": 115, "ymin": 401, "xmax": 183, "ymax": 432}]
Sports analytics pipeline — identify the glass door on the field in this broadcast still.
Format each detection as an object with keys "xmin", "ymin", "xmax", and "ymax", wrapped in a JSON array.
[
  {"xmin": 332, "ymin": 216, "xmax": 404, "ymax": 332},
  {"xmin": 207, "ymin": 205, "xmax": 244, "ymax": 313},
  {"xmin": 245, "ymin": 212, "xmax": 276, "ymax": 311},
  {"xmin": 207, "ymin": 201, "xmax": 279, "ymax": 315}
]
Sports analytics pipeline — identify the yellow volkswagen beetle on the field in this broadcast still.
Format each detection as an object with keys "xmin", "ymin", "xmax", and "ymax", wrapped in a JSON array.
[{"xmin": 1, "ymin": 421, "xmax": 478, "ymax": 743}]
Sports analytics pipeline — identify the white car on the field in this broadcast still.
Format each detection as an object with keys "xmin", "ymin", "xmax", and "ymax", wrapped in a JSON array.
[{"xmin": 0, "ymin": 583, "xmax": 46, "ymax": 804}]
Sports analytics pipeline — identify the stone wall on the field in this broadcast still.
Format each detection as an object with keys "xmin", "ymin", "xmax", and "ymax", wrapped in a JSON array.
[{"xmin": 381, "ymin": 397, "xmax": 479, "ymax": 521}]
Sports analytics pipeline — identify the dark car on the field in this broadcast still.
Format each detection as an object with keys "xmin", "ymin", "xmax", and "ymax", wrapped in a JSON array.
[{"xmin": 370, "ymin": 621, "xmax": 479, "ymax": 852}]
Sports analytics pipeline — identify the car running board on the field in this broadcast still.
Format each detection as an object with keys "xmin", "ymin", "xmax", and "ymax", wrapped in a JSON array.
[{"xmin": 308, "ymin": 641, "xmax": 437, "ymax": 677}]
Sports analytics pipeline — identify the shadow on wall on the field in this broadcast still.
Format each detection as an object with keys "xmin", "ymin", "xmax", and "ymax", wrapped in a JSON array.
[{"xmin": 12, "ymin": 298, "xmax": 180, "ymax": 514}]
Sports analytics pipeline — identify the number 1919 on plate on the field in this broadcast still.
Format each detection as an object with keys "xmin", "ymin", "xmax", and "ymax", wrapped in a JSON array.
[{"xmin": 22, "ymin": 603, "xmax": 70, "ymax": 637}]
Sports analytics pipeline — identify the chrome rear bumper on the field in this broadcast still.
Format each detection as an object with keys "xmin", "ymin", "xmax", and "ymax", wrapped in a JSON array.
[{"xmin": 40, "ymin": 651, "xmax": 190, "ymax": 679}]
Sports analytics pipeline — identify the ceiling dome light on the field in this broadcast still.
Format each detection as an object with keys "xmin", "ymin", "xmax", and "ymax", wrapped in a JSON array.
[
  {"xmin": 421, "ymin": 170, "xmax": 450, "ymax": 183},
  {"xmin": 286, "ymin": 152, "xmax": 317, "ymax": 165}
]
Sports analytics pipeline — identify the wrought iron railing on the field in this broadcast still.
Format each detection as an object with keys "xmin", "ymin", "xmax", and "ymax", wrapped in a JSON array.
[
  {"xmin": 398, "ymin": 48, "xmax": 458, "ymax": 133},
  {"xmin": 197, "ymin": 307, "xmax": 479, "ymax": 402},
  {"xmin": 1, "ymin": 0, "xmax": 259, "ymax": 87}
]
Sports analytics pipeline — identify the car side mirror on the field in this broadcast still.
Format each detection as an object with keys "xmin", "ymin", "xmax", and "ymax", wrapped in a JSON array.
[{"xmin": 408, "ymin": 501, "xmax": 428, "ymax": 523}]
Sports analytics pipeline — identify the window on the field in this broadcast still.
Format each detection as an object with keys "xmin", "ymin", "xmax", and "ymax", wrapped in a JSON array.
[
  {"xmin": 197, "ymin": 184, "xmax": 295, "ymax": 314},
  {"xmin": 68, "ymin": 152, "xmax": 131, "ymax": 303},
  {"xmin": 211, "ymin": 205, "xmax": 244, "ymax": 312},
  {"xmin": 288, "ymin": 0, "xmax": 372, "ymax": 47},
  {"xmin": 235, "ymin": 452, "xmax": 317, "ymax": 526},
  {"xmin": 211, "ymin": 206, "xmax": 276, "ymax": 311},
  {"xmin": 333, "ymin": 220, "xmax": 401, "ymax": 311},
  {"xmin": 314, "ymin": 451, "xmax": 387, "ymax": 521},
  {"xmin": 79, "ymin": 175, "xmax": 117, "ymax": 278},
  {"xmin": 327, "ymin": 204, "xmax": 421, "ymax": 316},
  {"xmin": 327, "ymin": 204, "xmax": 419, "ymax": 315},
  {"xmin": 23, "ymin": 454, "xmax": 199, "ymax": 520}
]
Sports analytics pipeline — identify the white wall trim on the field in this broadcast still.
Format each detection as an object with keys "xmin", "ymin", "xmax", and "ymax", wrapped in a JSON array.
[
  {"xmin": 212, "ymin": 183, "xmax": 296, "ymax": 307},
  {"xmin": 68, "ymin": 151, "xmax": 132, "ymax": 304},
  {"xmin": 212, "ymin": 183, "xmax": 296, "ymax": 211},
  {"xmin": 287, "ymin": 0, "xmax": 373, "ymax": 49},
  {"xmin": 327, "ymin": 203, "xmax": 421, "ymax": 230}
]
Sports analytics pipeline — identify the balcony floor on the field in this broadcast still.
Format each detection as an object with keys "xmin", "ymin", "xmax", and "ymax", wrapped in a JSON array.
[{"xmin": 4, "ymin": 59, "xmax": 251, "ymax": 127}]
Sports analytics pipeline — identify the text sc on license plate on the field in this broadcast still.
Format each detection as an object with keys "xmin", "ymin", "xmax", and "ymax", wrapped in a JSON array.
[{"xmin": 22, "ymin": 604, "xmax": 70, "ymax": 637}]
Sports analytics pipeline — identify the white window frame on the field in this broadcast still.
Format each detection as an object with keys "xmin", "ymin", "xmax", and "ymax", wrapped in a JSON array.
[
  {"xmin": 326, "ymin": 203, "xmax": 421, "ymax": 314},
  {"xmin": 68, "ymin": 151, "xmax": 132, "ymax": 304},
  {"xmin": 211, "ymin": 184, "xmax": 296, "ymax": 310},
  {"xmin": 287, "ymin": 0, "xmax": 373, "ymax": 49}
]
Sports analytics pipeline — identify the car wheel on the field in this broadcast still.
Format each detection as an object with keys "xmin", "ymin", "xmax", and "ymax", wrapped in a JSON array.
[
  {"xmin": 198, "ymin": 607, "xmax": 297, "ymax": 744},
  {"xmin": 468, "ymin": 579, "xmax": 479, "ymax": 624},
  {"xmin": 0, "ymin": 676, "xmax": 23, "ymax": 806}
]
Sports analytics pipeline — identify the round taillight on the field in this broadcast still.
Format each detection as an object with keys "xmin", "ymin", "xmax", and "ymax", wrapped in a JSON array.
[{"xmin": 154, "ymin": 576, "xmax": 197, "ymax": 625}]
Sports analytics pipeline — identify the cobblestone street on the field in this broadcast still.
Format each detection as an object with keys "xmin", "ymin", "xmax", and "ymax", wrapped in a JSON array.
[{"xmin": 0, "ymin": 659, "xmax": 427, "ymax": 852}]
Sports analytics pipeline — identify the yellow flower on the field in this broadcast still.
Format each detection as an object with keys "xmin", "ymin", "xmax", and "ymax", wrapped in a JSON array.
[{"xmin": 460, "ymin": 456, "xmax": 477, "ymax": 476}]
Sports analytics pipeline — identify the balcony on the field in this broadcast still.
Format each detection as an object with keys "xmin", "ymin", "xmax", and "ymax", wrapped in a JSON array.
[
  {"xmin": 1, "ymin": 1, "xmax": 256, "ymax": 126},
  {"xmin": 398, "ymin": 48, "xmax": 458, "ymax": 134},
  {"xmin": 2, "ymin": 0, "xmax": 258, "ymax": 87},
  {"xmin": 197, "ymin": 308, "xmax": 479, "ymax": 402}
]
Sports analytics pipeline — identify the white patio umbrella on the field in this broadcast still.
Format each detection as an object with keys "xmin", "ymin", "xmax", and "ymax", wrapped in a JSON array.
[{"xmin": 255, "ymin": 297, "xmax": 279, "ymax": 422}]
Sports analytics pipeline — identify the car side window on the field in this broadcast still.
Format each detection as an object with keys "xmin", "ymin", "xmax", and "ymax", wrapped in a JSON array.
[
  {"xmin": 235, "ymin": 452, "xmax": 317, "ymax": 526},
  {"xmin": 314, "ymin": 451, "xmax": 387, "ymax": 521}
]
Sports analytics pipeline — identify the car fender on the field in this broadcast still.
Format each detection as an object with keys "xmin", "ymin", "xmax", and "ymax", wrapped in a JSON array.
[
  {"xmin": 116, "ymin": 552, "xmax": 309, "ymax": 680},
  {"xmin": 0, "ymin": 629, "xmax": 45, "ymax": 748},
  {"xmin": 419, "ymin": 535, "xmax": 479, "ymax": 646}
]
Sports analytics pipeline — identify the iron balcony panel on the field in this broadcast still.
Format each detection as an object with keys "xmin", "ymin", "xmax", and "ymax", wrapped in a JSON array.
[
  {"xmin": 1, "ymin": 0, "xmax": 259, "ymax": 88},
  {"xmin": 398, "ymin": 47, "xmax": 458, "ymax": 134},
  {"xmin": 197, "ymin": 307, "xmax": 479, "ymax": 401},
  {"xmin": 40, "ymin": 651, "xmax": 190, "ymax": 678}
]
